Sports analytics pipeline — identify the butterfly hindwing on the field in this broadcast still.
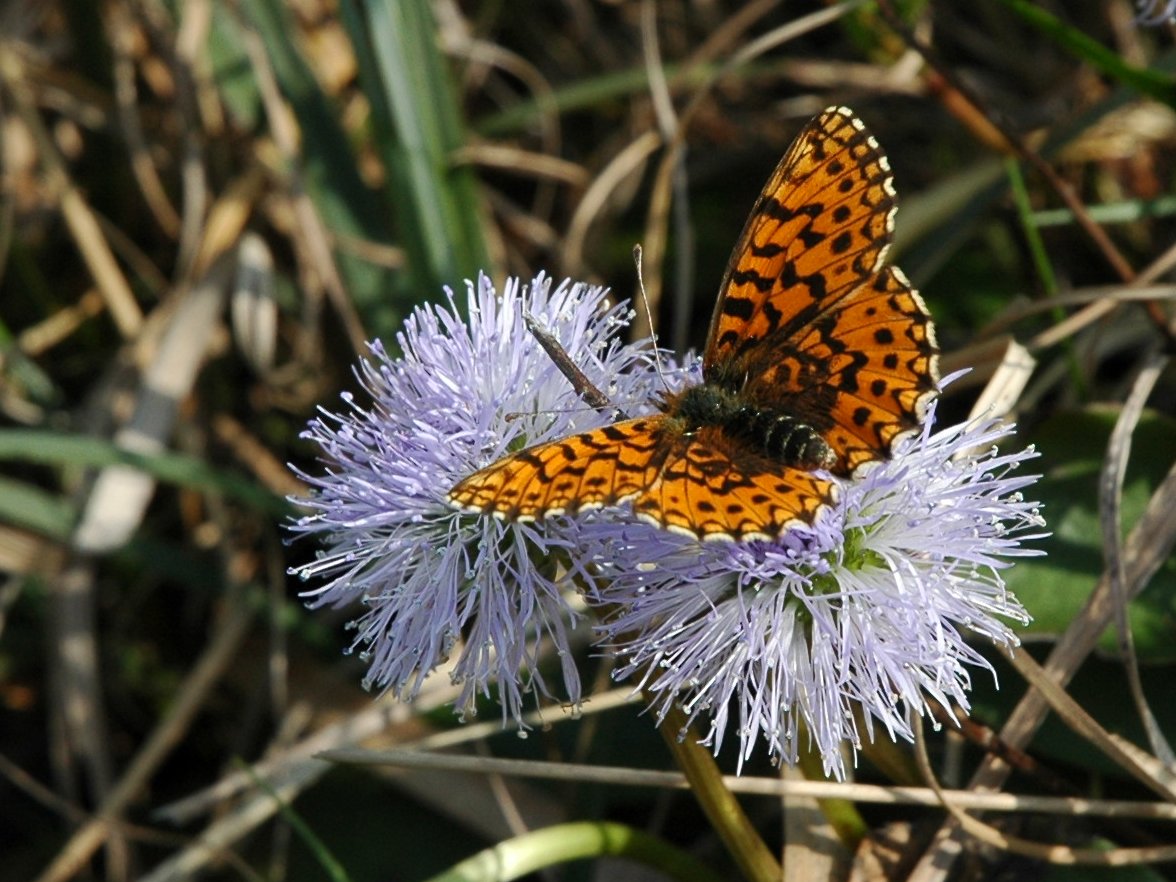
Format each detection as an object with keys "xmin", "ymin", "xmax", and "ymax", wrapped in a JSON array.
[
  {"xmin": 743, "ymin": 265, "xmax": 938, "ymax": 474},
  {"xmin": 629, "ymin": 427, "xmax": 838, "ymax": 541}
]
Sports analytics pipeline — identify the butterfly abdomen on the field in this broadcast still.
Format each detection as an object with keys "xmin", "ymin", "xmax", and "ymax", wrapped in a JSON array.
[
  {"xmin": 671, "ymin": 383, "xmax": 836, "ymax": 471},
  {"xmin": 728, "ymin": 406, "xmax": 836, "ymax": 470}
]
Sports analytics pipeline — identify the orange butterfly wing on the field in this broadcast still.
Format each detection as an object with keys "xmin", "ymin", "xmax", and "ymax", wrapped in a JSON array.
[
  {"xmin": 447, "ymin": 418, "xmax": 836, "ymax": 541},
  {"xmin": 707, "ymin": 106, "xmax": 938, "ymax": 475},
  {"xmin": 628, "ymin": 426, "xmax": 837, "ymax": 541},
  {"xmin": 448, "ymin": 418, "xmax": 665, "ymax": 520}
]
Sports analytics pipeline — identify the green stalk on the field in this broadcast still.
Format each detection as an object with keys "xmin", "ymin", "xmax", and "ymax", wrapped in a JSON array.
[
  {"xmin": 655, "ymin": 705, "xmax": 782, "ymax": 882},
  {"xmin": 424, "ymin": 821, "xmax": 725, "ymax": 882},
  {"xmin": 1005, "ymin": 158, "xmax": 1085, "ymax": 396},
  {"xmin": 341, "ymin": 0, "xmax": 491, "ymax": 302}
]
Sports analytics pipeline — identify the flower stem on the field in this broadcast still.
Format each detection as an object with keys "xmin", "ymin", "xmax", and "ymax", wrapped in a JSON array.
[
  {"xmin": 423, "ymin": 821, "xmax": 725, "ymax": 882},
  {"xmin": 655, "ymin": 703, "xmax": 781, "ymax": 882}
]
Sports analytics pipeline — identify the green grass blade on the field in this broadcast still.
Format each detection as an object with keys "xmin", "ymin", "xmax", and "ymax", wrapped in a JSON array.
[
  {"xmin": 995, "ymin": 0, "xmax": 1176, "ymax": 106},
  {"xmin": 0, "ymin": 430, "xmax": 288, "ymax": 518},
  {"xmin": 215, "ymin": 1, "xmax": 407, "ymax": 338},
  {"xmin": 0, "ymin": 476, "xmax": 75, "ymax": 540},
  {"xmin": 237, "ymin": 759, "xmax": 352, "ymax": 882},
  {"xmin": 341, "ymin": 0, "xmax": 491, "ymax": 300}
]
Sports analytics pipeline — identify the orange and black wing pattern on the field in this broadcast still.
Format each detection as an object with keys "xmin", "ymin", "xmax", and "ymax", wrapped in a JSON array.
[
  {"xmin": 706, "ymin": 106, "xmax": 938, "ymax": 475},
  {"xmin": 448, "ymin": 418, "xmax": 668, "ymax": 521},
  {"xmin": 447, "ymin": 418, "xmax": 837, "ymax": 542}
]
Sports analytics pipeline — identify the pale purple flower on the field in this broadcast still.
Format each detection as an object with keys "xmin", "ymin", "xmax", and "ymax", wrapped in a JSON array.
[
  {"xmin": 288, "ymin": 273, "xmax": 652, "ymax": 726},
  {"xmin": 582, "ymin": 379, "xmax": 1045, "ymax": 780}
]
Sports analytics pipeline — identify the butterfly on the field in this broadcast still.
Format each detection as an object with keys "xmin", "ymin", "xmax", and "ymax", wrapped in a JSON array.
[{"xmin": 448, "ymin": 106, "xmax": 939, "ymax": 542}]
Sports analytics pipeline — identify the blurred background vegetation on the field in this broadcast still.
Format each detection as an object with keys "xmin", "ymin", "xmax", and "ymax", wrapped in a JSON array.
[{"xmin": 2, "ymin": 1, "xmax": 1176, "ymax": 880}]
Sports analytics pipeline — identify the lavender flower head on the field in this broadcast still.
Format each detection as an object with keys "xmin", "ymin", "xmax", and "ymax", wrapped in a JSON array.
[
  {"xmin": 582, "ymin": 376, "xmax": 1045, "ymax": 780},
  {"xmin": 288, "ymin": 273, "xmax": 652, "ymax": 725}
]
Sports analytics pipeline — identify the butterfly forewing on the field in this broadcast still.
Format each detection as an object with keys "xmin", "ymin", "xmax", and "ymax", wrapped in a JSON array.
[
  {"xmin": 448, "ymin": 418, "xmax": 664, "ymax": 519},
  {"xmin": 706, "ymin": 106, "xmax": 938, "ymax": 476},
  {"xmin": 448, "ymin": 418, "xmax": 837, "ymax": 542},
  {"xmin": 706, "ymin": 107, "xmax": 898, "ymax": 372}
]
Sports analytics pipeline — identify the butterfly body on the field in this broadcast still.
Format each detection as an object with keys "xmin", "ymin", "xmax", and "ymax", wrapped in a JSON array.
[
  {"xmin": 667, "ymin": 383, "xmax": 836, "ymax": 473},
  {"xmin": 449, "ymin": 106, "xmax": 939, "ymax": 542}
]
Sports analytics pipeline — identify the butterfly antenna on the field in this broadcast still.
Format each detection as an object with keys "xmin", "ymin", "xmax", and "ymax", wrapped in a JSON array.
[
  {"xmin": 522, "ymin": 311, "xmax": 615, "ymax": 413},
  {"xmin": 633, "ymin": 245, "xmax": 668, "ymax": 388}
]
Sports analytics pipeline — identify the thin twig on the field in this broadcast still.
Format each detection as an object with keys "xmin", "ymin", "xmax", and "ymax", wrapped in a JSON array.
[
  {"xmin": 521, "ymin": 312, "xmax": 615, "ymax": 412},
  {"xmin": 1099, "ymin": 352, "xmax": 1175, "ymax": 766},
  {"xmin": 322, "ymin": 746, "xmax": 1176, "ymax": 822}
]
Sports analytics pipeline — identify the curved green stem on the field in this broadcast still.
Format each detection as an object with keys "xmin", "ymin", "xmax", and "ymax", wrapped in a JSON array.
[{"xmin": 423, "ymin": 821, "xmax": 724, "ymax": 882}]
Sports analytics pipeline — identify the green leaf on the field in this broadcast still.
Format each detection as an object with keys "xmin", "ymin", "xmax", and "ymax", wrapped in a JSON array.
[
  {"xmin": 213, "ymin": 0, "xmax": 408, "ymax": 339},
  {"xmin": 974, "ymin": 651, "xmax": 1176, "ymax": 781},
  {"xmin": 1005, "ymin": 407, "xmax": 1176, "ymax": 662},
  {"xmin": 341, "ymin": 0, "xmax": 491, "ymax": 302},
  {"xmin": 994, "ymin": 0, "xmax": 1176, "ymax": 106},
  {"xmin": 0, "ymin": 476, "xmax": 75, "ymax": 540},
  {"xmin": 0, "ymin": 430, "xmax": 289, "ymax": 519}
]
